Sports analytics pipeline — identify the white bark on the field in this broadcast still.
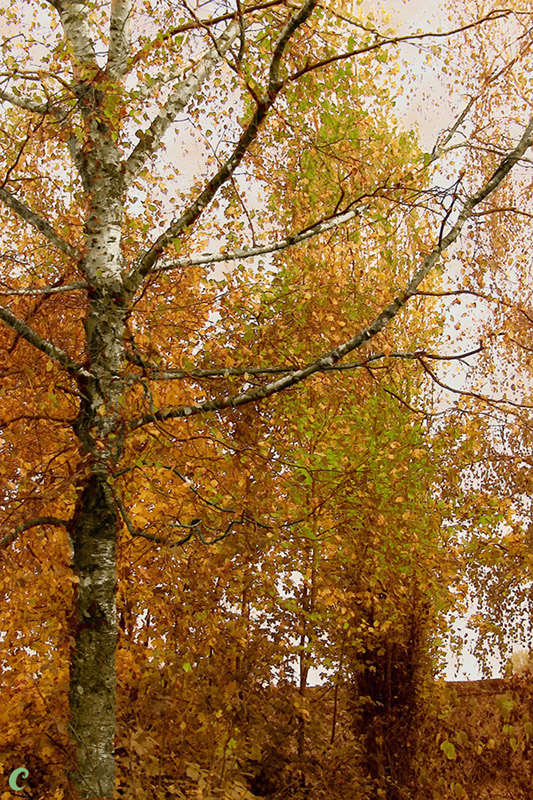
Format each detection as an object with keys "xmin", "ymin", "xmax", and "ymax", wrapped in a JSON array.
[
  {"xmin": 0, "ymin": 89, "xmax": 49, "ymax": 114},
  {"xmin": 108, "ymin": 0, "xmax": 131, "ymax": 79},
  {"xmin": 124, "ymin": 19, "xmax": 240, "ymax": 183},
  {"xmin": 84, "ymin": 221, "xmax": 123, "ymax": 284},
  {"xmin": 82, "ymin": 130, "xmax": 125, "ymax": 287},
  {"xmin": 56, "ymin": 1, "xmax": 96, "ymax": 66}
]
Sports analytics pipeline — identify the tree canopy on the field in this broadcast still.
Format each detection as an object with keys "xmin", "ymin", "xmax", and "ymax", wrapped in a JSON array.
[{"xmin": 1, "ymin": 2, "xmax": 533, "ymax": 799}]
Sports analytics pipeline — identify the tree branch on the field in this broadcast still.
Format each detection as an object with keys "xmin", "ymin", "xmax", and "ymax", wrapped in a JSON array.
[
  {"xmin": 115, "ymin": 491, "xmax": 194, "ymax": 547},
  {"xmin": 137, "ymin": 461, "xmax": 237, "ymax": 513},
  {"xmin": 0, "ymin": 187, "xmax": 80, "ymax": 261},
  {"xmin": 126, "ymin": 347, "xmax": 484, "ymax": 383},
  {"xmin": 129, "ymin": 1, "xmax": 286, "ymax": 65},
  {"xmin": 0, "ymin": 88, "xmax": 87, "ymax": 187},
  {"xmin": 127, "ymin": 0, "xmax": 318, "ymax": 293},
  {"xmin": 1, "ymin": 516, "xmax": 70, "ymax": 549},
  {"xmin": 268, "ymin": 0, "xmax": 317, "ymax": 92},
  {"xmin": 107, "ymin": 0, "xmax": 131, "ymax": 80},
  {"xmin": 151, "ymin": 205, "xmax": 368, "ymax": 274},
  {"xmin": 0, "ymin": 88, "xmax": 50, "ymax": 114},
  {"xmin": 0, "ymin": 305, "xmax": 92, "ymax": 378},
  {"xmin": 0, "ymin": 281, "xmax": 88, "ymax": 297},
  {"xmin": 416, "ymin": 288, "xmax": 533, "ymax": 325},
  {"xmin": 124, "ymin": 18, "xmax": 240, "ymax": 184},
  {"xmin": 418, "ymin": 357, "xmax": 533, "ymax": 411},
  {"xmin": 430, "ymin": 56, "xmax": 522, "ymax": 163},
  {"xmin": 129, "ymin": 116, "xmax": 533, "ymax": 429},
  {"xmin": 287, "ymin": 9, "xmax": 512, "ymax": 82}
]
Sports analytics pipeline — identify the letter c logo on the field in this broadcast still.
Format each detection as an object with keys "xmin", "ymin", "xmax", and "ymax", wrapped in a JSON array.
[{"xmin": 8, "ymin": 768, "xmax": 28, "ymax": 791}]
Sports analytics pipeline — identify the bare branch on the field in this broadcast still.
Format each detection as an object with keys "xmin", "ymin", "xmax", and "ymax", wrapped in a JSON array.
[
  {"xmin": 129, "ymin": 116, "xmax": 533, "ymax": 429},
  {"xmin": 0, "ymin": 88, "xmax": 50, "ymax": 114},
  {"xmin": 115, "ymin": 491, "xmax": 194, "ymax": 547},
  {"xmin": 1, "ymin": 516, "xmax": 70, "ymax": 549},
  {"xmin": 127, "ymin": 0, "xmax": 318, "ymax": 292},
  {"xmin": 0, "ymin": 187, "xmax": 80, "ymax": 261},
  {"xmin": 418, "ymin": 357, "xmax": 533, "ymax": 411},
  {"xmin": 190, "ymin": 517, "xmax": 245, "ymax": 545},
  {"xmin": 152, "ymin": 205, "xmax": 368, "ymax": 274},
  {"xmin": 107, "ymin": 0, "xmax": 131, "ymax": 80},
  {"xmin": 288, "ymin": 9, "xmax": 512, "ymax": 82},
  {"xmin": 130, "ymin": 1, "xmax": 286, "ymax": 65},
  {"xmin": 116, "ymin": 469, "xmax": 254, "ymax": 546},
  {"xmin": 124, "ymin": 18, "xmax": 240, "ymax": 183},
  {"xmin": 0, "ymin": 305, "xmax": 92, "ymax": 378}
]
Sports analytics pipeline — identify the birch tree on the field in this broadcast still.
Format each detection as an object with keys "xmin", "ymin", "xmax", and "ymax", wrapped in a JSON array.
[{"xmin": 1, "ymin": 1, "xmax": 532, "ymax": 797}]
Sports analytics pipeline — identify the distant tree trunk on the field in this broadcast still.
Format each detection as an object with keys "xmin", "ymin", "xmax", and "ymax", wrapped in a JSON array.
[
  {"xmin": 350, "ymin": 594, "xmax": 429, "ymax": 800},
  {"xmin": 297, "ymin": 542, "xmax": 317, "ymax": 764}
]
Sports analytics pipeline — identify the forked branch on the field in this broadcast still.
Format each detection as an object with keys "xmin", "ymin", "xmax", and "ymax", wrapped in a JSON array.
[
  {"xmin": 115, "ymin": 492, "xmax": 241, "ymax": 547},
  {"xmin": 124, "ymin": 18, "xmax": 240, "ymax": 183},
  {"xmin": 128, "ymin": 0, "xmax": 318, "ymax": 291},
  {"xmin": 129, "ymin": 116, "xmax": 533, "ymax": 429}
]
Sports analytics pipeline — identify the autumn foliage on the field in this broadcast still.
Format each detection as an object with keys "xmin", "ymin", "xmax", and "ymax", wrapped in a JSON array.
[{"xmin": 1, "ymin": 1, "xmax": 533, "ymax": 799}]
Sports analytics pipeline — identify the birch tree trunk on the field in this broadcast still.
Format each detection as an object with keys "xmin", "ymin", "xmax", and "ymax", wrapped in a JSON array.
[
  {"xmin": 62, "ymin": 24, "xmax": 127, "ymax": 786},
  {"xmin": 68, "ymin": 474, "xmax": 118, "ymax": 797}
]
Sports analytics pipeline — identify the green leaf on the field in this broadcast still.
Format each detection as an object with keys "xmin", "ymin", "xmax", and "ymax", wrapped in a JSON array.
[{"xmin": 440, "ymin": 740, "xmax": 456, "ymax": 760}]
